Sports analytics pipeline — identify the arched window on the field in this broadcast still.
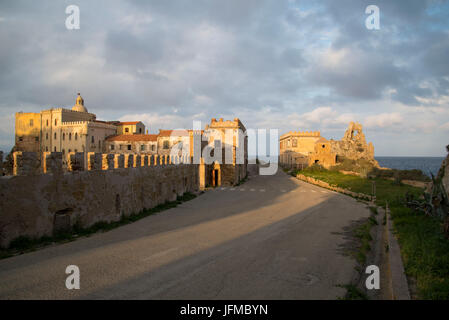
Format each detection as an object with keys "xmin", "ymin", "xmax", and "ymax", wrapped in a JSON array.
[
  {"xmin": 63, "ymin": 133, "xmax": 65, "ymax": 140},
  {"xmin": 54, "ymin": 132, "xmax": 57, "ymax": 139},
  {"xmin": 55, "ymin": 119, "xmax": 57, "ymax": 126},
  {"xmin": 75, "ymin": 133, "xmax": 78, "ymax": 140},
  {"xmin": 69, "ymin": 133, "xmax": 72, "ymax": 140}
]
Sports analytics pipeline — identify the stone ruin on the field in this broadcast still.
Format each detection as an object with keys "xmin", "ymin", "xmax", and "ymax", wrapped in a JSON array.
[{"xmin": 330, "ymin": 121, "xmax": 379, "ymax": 166}]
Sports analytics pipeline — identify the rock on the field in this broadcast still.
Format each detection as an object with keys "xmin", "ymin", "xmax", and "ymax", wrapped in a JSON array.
[{"xmin": 330, "ymin": 122, "xmax": 379, "ymax": 167}]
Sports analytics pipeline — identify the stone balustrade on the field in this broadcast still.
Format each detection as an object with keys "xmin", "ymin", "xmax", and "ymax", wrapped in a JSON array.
[{"xmin": 10, "ymin": 151, "xmax": 190, "ymax": 176}]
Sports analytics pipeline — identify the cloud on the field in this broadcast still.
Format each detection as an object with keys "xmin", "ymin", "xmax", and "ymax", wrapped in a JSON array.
[{"xmin": 0, "ymin": 0, "xmax": 449, "ymax": 156}]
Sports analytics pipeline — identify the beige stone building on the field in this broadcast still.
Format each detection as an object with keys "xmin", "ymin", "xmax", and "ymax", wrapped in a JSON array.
[
  {"xmin": 15, "ymin": 93, "xmax": 118, "ymax": 156},
  {"xmin": 115, "ymin": 121, "xmax": 146, "ymax": 135},
  {"xmin": 201, "ymin": 118, "xmax": 248, "ymax": 187},
  {"xmin": 105, "ymin": 134, "xmax": 158, "ymax": 154},
  {"xmin": 279, "ymin": 131, "xmax": 325, "ymax": 168}
]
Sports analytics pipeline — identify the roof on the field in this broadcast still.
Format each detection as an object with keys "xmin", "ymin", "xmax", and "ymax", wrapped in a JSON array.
[
  {"xmin": 117, "ymin": 121, "xmax": 142, "ymax": 125},
  {"xmin": 158, "ymin": 129, "xmax": 190, "ymax": 137},
  {"xmin": 106, "ymin": 134, "xmax": 158, "ymax": 142}
]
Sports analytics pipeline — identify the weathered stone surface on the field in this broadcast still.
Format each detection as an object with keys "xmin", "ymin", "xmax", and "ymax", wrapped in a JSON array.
[
  {"xmin": 13, "ymin": 151, "xmax": 41, "ymax": 176},
  {"xmin": 67, "ymin": 152, "xmax": 85, "ymax": 171},
  {"xmin": 0, "ymin": 163, "xmax": 199, "ymax": 248},
  {"xmin": 114, "ymin": 154, "xmax": 124, "ymax": 169},
  {"xmin": 88, "ymin": 153, "xmax": 102, "ymax": 171},
  {"xmin": 102, "ymin": 154, "xmax": 114, "ymax": 170},
  {"xmin": 438, "ymin": 145, "xmax": 449, "ymax": 198},
  {"xmin": 0, "ymin": 151, "xmax": 3, "ymax": 175},
  {"xmin": 330, "ymin": 122, "xmax": 379, "ymax": 166}
]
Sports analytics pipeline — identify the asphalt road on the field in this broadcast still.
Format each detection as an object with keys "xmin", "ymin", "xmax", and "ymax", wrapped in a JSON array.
[{"xmin": 0, "ymin": 170, "xmax": 371, "ymax": 299}]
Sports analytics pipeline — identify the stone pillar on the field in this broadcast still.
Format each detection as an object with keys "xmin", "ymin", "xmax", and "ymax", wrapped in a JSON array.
[
  {"xmin": 87, "ymin": 152, "xmax": 102, "ymax": 171},
  {"xmin": 141, "ymin": 154, "xmax": 149, "ymax": 167},
  {"xmin": 164, "ymin": 155, "xmax": 169, "ymax": 165},
  {"xmin": 43, "ymin": 152, "xmax": 63, "ymax": 174},
  {"xmin": 134, "ymin": 155, "xmax": 141, "ymax": 168},
  {"xmin": 114, "ymin": 154, "xmax": 124, "ymax": 169},
  {"xmin": 153, "ymin": 155, "xmax": 159, "ymax": 166},
  {"xmin": 67, "ymin": 152, "xmax": 85, "ymax": 171},
  {"xmin": 199, "ymin": 157, "xmax": 206, "ymax": 190},
  {"xmin": 124, "ymin": 154, "xmax": 133, "ymax": 168},
  {"xmin": 13, "ymin": 151, "xmax": 40, "ymax": 176},
  {"xmin": 102, "ymin": 154, "xmax": 114, "ymax": 170}
]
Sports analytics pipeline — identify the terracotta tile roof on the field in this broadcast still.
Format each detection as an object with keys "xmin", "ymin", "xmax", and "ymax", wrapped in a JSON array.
[
  {"xmin": 117, "ymin": 121, "xmax": 141, "ymax": 125},
  {"xmin": 158, "ymin": 129, "xmax": 189, "ymax": 137},
  {"xmin": 106, "ymin": 134, "xmax": 158, "ymax": 142},
  {"xmin": 158, "ymin": 129, "xmax": 204, "ymax": 137}
]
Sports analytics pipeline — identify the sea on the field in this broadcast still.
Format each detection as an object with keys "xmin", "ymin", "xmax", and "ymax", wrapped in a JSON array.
[{"xmin": 375, "ymin": 157, "xmax": 445, "ymax": 177}]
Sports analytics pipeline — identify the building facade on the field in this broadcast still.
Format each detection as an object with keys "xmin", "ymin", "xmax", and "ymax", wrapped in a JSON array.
[{"xmin": 15, "ymin": 93, "xmax": 118, "ymax": 156}]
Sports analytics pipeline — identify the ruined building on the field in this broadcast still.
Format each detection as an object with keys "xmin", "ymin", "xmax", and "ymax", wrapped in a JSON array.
[
  {"xmin": 280, "ymin": 122, "xmax": 378, "ymax": 169},
  {"xmin": 330, "ymin": 122, "xmax": 378, "ymax": 167}
]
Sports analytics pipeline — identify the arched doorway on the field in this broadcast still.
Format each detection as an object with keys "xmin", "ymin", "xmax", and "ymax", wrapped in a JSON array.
[{"xmin": 211, "ymin": 161, "xmax": 221, "ymax": 187}]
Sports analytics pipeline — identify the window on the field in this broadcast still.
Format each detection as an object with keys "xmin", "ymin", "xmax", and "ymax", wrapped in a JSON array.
[
  {"xmin": 75, "ymin": 149, "xmax": 78, "ymax": 153},
  {"xmin": 46, "ymin": 146, "xmax": 48, "ymax": 152},
  {"xmin": 139, "ymin": 128, "xmax": 142, "ymax": 133},
  {"xmin": 18, "ymin": 137, "xmax": 23, "ymax": 142},
  {"xmin": 91, "ymin": 136, "xmax": 94, "ymax": 143},
  {"xmin": 110, "ymin": 145, "xmax": 115, "ymax": 150},
  {"xmin": 29, "ymin": 119, "xmax": 33, "ymax": 127},
  {"xmin": 46, "ymin": 133, "xmax": 49, "ymax": 140},
  {"xmin": 127, "ymin": 145, "xmax": 131, "ymax": 151},
  {"xmin": 35, "ymin": 137, "xmax": 39, "ymax": 142},
  {"xmin": 62, "ymin": 149, "xmax": 65, "ymax": 155},
  {"xmin": 54, "ymin": 146, "xmax": 57, "ymax": 152},
  {"xmin": 55, "ymin": 119, "xmax": 57, "ymax": 126},
  {"xmin": 54, "ymin": 132, "xmax": 57, "ymax": 139},
  {"xmin": 125, "ymin": 128, "xmax": 129, "ymax": 133},
  {"xmin": 292, "ymin": 139, "xmax": 297, "ymax": 147},
  {"xmin": 69, "ymin": 133, "xmax": 72, "ymax": 140},
  {"xmin": 151, "ymin": 145, "xmax": 155, "ymax": 151},
  {"xmin": 75, "ymin": 133, "xmax": 78, "ymax": 140},
  {"xmin": 63, "ymin": 133, "xmax": 65, "ymax": 140},
  {"xmin": 163, "ymin": 140, "xmax": 169, "ymax": 149},
  {"xmin": 140, "ymin": 144, "xmax": 145, "ymax": 151},
  {"xmin": 46, "ymin": 119, "xmax": 49, "ymax": 126}
]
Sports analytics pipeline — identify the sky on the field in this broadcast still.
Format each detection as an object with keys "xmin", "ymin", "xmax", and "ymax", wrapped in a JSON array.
[{"xmin": 0, "ymin": 0, "xmax": 448, "ymax": 156}]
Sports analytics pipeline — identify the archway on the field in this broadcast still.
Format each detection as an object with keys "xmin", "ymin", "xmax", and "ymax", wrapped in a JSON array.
[{"xmin": 212, "ymin": 161, "xmax": 221, "ymax": 187}]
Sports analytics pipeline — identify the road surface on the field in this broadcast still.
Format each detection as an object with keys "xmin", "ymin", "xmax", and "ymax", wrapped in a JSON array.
[{"xmin": 0, "ymin": 170, "xmax": 371, "ymax": 299}]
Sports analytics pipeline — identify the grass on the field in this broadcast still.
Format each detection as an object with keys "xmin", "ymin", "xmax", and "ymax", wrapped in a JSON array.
[
  {"xmin": 352, "ymin": 216, "xmax": 377, "ymax": 265},
  {"xmin": 337, "ymin": 284, "xmax": 369, "ymax": 300},
  {"xmin": 296, "ymin": 167, "xmax": 423, "ymax": 207},
  {"xmin": 390, "ymin": 206, "xmax": 449, "ymax": 299},
  {"xmin": 0, "ymin": 192, "xmax": 198, "ymax": 260},
  {"xmin": 295, "ymin": 166, "xmax": 449, "ymax": 299}
]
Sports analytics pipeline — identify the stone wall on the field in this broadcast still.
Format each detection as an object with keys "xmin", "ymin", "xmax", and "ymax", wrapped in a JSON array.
[
  {"xmin": 296, "ymin": 173, "xmax": 373, "ymax": 201},
  {"xmin": 0, "ymin": 152, "xmax": 198, "ymax": 248},
  {"xmin": 330, "ymin": 122, "xmax": 379, "ymax": 166},
  {"xmin": 438, "ymin": 146, "xmax": 449, "ymax": 198}
]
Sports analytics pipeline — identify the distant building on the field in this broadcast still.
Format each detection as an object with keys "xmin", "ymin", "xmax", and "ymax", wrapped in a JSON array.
[
  {"xmin": 105, "ymin": 134, "xmax": 158, "ymax": 154},
  {"xmin": 15, "ymin": 93, "xmax": 118, "ymax": 155}
]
